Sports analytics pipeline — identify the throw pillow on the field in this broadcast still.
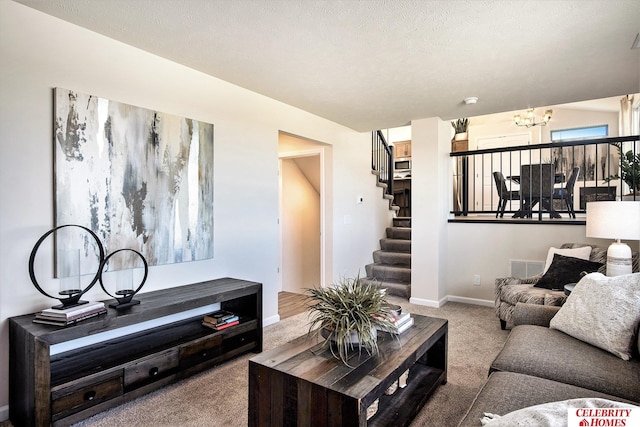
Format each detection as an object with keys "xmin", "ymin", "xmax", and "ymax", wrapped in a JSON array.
[
  {"xmin": 543, "ymin": 246, "xmax": 592, "ymax": 273},
  {"xmin": 550, "ymin": 272, "xmax": 640, "ymax": 360},
  {"xmin": 534, "ymin": 254, "xmax": 603, "ymax": 290},
  {"xmin": 480, "ymin": 398, "xmax": 639, "ymax": 426}
]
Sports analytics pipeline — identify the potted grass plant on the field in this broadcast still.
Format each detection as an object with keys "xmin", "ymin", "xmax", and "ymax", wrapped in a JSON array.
[
  {"xmin": 305, "ymin": 275, "xmax": 396, "ymax": 366},
  {"xmin": 451, "ymin": 118, "xmax": 469, "ymax": 152},
  {"xmin": 604, "ymin": 142, "xmax": 640, "ymax": 198}
]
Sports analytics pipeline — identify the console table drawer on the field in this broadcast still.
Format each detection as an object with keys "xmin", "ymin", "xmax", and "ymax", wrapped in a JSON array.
[
  {"xmin": 125, "ymin": 348, "xmax": 179, "ymax": 389},
  {"xmin": 179, "ymin": 334, "xmax": 223, "ymax": 369},
  {"xmin": 51, "ymin": 371, "xmax": 123, "ymax": 420}
]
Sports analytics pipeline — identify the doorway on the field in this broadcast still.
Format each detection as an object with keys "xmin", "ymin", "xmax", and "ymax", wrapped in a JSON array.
[{"xmin": 278, "ymin": 132, "xmax": 330, "ymax": 300}]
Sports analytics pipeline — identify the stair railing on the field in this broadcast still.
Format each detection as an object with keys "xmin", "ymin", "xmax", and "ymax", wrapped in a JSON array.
[{"xmin": 372, "ymin": 130, "xmax": 394, "ymax": 196}]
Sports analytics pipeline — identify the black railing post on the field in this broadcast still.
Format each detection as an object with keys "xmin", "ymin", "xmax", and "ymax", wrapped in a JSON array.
[
  {"xmin": 387, "ymin": 145, "xmax": 394, "ymax": 196},
  {"xmin": 462, "ymin": 156, "xmax": 468, "ymax": 215}
]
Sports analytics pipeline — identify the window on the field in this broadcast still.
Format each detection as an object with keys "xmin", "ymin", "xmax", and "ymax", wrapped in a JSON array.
[{"xmin": 550, "ymin": 125, "xmax": 608, "ymax": 141}]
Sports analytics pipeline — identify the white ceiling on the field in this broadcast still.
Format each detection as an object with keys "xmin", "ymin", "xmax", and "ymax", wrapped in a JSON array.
[{"xmin": 14, "ymin": 0, "xmax": 640, "ymax": 132}]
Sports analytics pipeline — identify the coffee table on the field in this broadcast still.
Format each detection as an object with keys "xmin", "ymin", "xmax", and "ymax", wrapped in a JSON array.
[{"xmin": 248, "ymin": 314, "xmax": 447, "ymax": 427}]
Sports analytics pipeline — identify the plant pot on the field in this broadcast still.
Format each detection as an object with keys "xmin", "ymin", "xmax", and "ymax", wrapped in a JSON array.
[
  {"xmin": 454, "ymin": 132, "xmax": 468, "ymax": 141},
  {"xmin": 451, "ymin": 139, "xmax": 468, "ymax": 152},
  {"xmin": 321, "ymin": 326, "xmax": 377, "ymax": 346}
]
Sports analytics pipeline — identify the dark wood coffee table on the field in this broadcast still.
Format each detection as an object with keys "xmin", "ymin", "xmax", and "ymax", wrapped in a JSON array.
[{"xmin": 248, "ymin": 314, "xmax": 447, "ymax": 427}]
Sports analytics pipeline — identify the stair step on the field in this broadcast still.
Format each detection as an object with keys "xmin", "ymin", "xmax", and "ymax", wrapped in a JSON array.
[
  {"xmin": 373, "ymin": 250, "xmax": 411, "ymax": 266},
  {"xmin": 365, "ymin": 264, "xmax": 411, "ymax": 282},
  {"xmin": 386, "ymin": 227, "xmax": 411, "ymax": 240},
  {"xmin": 393, "ymin": 217, "xmax": 411, "ymax": 228},
  {"xmin": 380, "ymin": 238, "xmax": 411, "ymax": 253},
  {"xmin": 361, "ymin": 277, "xmax": 411, "ymax": 299}
]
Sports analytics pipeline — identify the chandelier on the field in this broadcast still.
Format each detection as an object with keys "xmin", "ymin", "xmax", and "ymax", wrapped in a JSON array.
[{"xmin": 514, "ymin": 108, "xmax": 553, "ymax": 127}]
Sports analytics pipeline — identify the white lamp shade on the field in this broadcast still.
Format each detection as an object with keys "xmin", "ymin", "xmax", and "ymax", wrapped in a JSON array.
[{"xmin": 586, "ymin": 201, "xmax": 640, "ymax": 240}]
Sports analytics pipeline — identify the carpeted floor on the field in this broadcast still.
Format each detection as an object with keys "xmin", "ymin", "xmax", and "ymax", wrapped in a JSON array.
[{"xmin": 3, "ymin": 297, "xmax": 509, "ymax": 427}]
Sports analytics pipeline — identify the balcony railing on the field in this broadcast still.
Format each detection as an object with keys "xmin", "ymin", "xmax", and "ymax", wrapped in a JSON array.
[
  {"xmin": 372, "ymin": 130, "xmax": 394, "ymax": 196},
  {"xmin": 450, "ymin": 135, "xmax": 639, "ymax": 221}
]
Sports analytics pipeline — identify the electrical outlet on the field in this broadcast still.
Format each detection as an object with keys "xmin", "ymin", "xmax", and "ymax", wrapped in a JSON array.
[{"xmin": 473, "ymin": 274, "xmax": 481, "ymax": 286}]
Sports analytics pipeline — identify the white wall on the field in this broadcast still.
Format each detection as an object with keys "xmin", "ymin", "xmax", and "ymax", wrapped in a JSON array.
[
  {"xmin": 468, "ymin": 107, "xmax": 619, "ymax": 149},
  {"xmin": 409, "ymin": 117, "xmax": 452, "ymax": 306},
  {"xmin": 446, "ymin": 224, "xmax": 591, "ymax": 303},
  {"xmin": 0, "ymin": 1, "xmax": 391, "ymax": 416},
  {"xmin": 330, "ymin": 133, "xmax": 397, "ymax": 279}
]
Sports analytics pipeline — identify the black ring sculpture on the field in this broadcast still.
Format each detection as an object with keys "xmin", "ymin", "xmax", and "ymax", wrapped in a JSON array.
[
  {"xmin": 29, "ymin": 224, "xmax": 105, "ymax": 309},
  {"xmin": 99, "ymin": 248, "xmax": 148, "ymax": 310}
]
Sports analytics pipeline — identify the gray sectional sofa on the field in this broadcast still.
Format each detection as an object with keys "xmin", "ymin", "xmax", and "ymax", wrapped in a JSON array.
[
  {"xmin": 458, "ymin": 298, "xmax": 640, "ymax": 426},
  {"xmin": 494, "ymin": 243, "xmax": 640, "ymax": 330}
]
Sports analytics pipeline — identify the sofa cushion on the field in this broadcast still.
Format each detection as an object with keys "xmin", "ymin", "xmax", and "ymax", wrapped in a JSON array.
[
  {"xmin": 534, "ymin": 254, "xmax": 603, "ymax": 290},
  {"xmin": 543, "ymin": 246, "xmax": 592, "ymax": 273},
  {"xmin": 550, "ymin": 272, "xmax": 640, "ymax": 360},
  {"xmin": 490, "ymin": 325, "xmax": 640, "ymax": 402},
  {"xmin": 499, "ymin": 284, "xmax": 566, "ymax": 307},
  {"xmin": 457, "ymin": 372, "xmax": 637, "ymax": 427}
]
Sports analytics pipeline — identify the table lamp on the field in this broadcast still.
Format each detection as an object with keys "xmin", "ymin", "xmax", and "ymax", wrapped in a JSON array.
[{"xmin": 586, "ymin": 201, "xmax": 640, "ymax": 276}]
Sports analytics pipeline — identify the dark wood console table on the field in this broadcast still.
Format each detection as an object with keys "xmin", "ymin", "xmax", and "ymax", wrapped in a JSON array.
[
  {"xmin": 248, "ymin": 314, "xmax": 447, "ymax": 427},
  {"xmin": 9, "ymin": 278, "xmax": 262, "ymax": 427}
]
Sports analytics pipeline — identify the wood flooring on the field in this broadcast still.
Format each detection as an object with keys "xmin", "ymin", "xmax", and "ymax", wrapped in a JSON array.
[{"xmin": 278, "ymin": 291, "xmax": 310, "ymax": 319}]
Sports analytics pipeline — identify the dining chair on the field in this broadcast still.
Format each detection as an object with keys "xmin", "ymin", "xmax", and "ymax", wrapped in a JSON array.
[
  {"xmin": 550, "ymin": 166, "xmax": 580, "ymax": 218},
  {"xmin": 519, "ymin": 164, "xmax": 556, "ymax": 218},
  {"xmin": 492, "ymin": 171, "xmax": 519, "ymax": 218}
]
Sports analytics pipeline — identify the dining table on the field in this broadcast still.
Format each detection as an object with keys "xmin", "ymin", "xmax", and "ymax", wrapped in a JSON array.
[{"xmin": 506, "ymin": 171, "xmax": 566, "ymax": 218}]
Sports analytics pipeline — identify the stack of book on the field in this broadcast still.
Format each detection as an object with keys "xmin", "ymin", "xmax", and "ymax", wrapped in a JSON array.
[
  {"xmin": 202, "ymin": 310, "xmax": 239, "ymax": 331},
  {"xmin": 378, "ymin": 311, "xmax": 414, "ymax": 334},
  {"xmin": 33, "ymin": 301, "xmax": 107, "ymax": 326}
]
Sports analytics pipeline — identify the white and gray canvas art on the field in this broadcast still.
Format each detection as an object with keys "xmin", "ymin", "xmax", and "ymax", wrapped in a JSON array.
[{"xmin": 54, "ymin": 88, "xmax": 214, "ymax": 273}]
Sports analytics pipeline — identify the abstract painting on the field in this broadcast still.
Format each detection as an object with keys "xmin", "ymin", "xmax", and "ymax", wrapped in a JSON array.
[{"xmin": 54, "ymin": 88, "xmax": 214, "ymax": 272}]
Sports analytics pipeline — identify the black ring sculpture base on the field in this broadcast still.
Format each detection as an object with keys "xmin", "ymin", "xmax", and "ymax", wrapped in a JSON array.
[
  {"xmin": 108, "ymin": 293, "xmax": 141, "ymax": 310},
  {"xmin": 108, "ymin": 300, "xmax": 140, "ymax": 310},
  {"xmin": 52, "ymin": 299, "xmax": 89, "ymax": 310},
  {"xmin": 99, "ymin": 248, "xmax": 148, "ymax": 311}
]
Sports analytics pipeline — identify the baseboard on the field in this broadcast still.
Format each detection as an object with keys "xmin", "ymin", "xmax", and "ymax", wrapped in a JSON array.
[
  {"xmin": 263, "ymin": 314, "xmax": 280, "ymax": 327},
  {"xmin": 409, "ymin": 295, "xmax": 494, "ymax": 308},
  {"xmin": 0, "ymin": 404, "xmax": 8, "ymax": 422},
  {"xmin": 409, "ymin": 296, "xmax": 445, "ymax": 308},
  {"xmin": 446, "ymin": 295, "xmax": 494, "ymax": 307}
]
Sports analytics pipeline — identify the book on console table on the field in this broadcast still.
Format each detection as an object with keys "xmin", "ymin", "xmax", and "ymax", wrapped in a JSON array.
[
  {"xmin": 202, "ymin": 309, "xmax": 241, "ymax": 331},
  {"xmin": 33, "ymin": 308, "xmax": 107, "ymax": 326},
  {"xmin": 202, "ymin": 319, "xmax": 240, "ymax": 331},
  {"xmin": 203, "ymin": 310, "xmax": 239, "ymax": 325},
  {"xmin": 40, "ymin": 301, "xmax": 106, "ymax": 318}
]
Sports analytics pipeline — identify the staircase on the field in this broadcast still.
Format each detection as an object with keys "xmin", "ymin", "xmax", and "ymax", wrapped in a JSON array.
[
  {"xmin": 363, "ymin": 217, "xmax": 411, "ymax": 299},
  {"xmin": 372, "ymin": 172, "xmax": 400, "ymax": 213}
]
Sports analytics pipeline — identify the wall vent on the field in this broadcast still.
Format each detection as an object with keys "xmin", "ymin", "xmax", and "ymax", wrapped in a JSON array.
[{"xmin": 509, "ymin": 259, "xmax": 545, "ymax": 278}]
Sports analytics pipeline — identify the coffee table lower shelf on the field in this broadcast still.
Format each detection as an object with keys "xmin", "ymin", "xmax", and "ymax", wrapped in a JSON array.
[{"xmin": 368, "ymin": 365, "xmax": 446, "ymax": 427}]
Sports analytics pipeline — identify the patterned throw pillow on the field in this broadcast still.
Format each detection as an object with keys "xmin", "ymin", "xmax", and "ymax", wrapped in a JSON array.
[
  {"xmin": 550, "ymin": 272, "xmax": 640, "ymax": 360},
  {"xmin": 534, "ymin": 254, "xmax": 603, "ymax": 290}
]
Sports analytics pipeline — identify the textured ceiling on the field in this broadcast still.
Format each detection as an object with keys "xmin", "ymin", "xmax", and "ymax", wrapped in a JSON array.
[{"xmin": 14, "ymin": 0, "xmax": 640, "ymax": 131}]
